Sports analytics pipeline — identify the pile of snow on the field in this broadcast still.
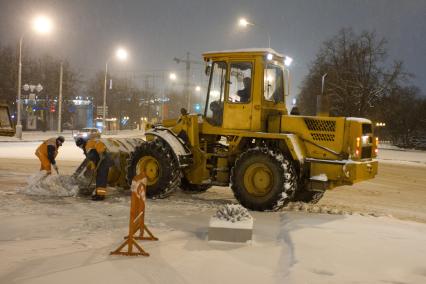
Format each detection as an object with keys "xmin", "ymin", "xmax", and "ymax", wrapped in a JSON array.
[
  {"xmin": 21, "ymin": 171, "xmax": 79, "ymax": 197},
  {"xmin": 214, "ymin": 204, "xmax": 252, "ymax": 223}
]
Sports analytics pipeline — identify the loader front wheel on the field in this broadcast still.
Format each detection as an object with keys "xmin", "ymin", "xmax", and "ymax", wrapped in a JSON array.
[
  {"xmin": 127, "ymin": 139, "xmax": 181, "ymax": 198},
  {"xmin": 231, "ymin": 147, "xmax": 297, "ymax": 211}
]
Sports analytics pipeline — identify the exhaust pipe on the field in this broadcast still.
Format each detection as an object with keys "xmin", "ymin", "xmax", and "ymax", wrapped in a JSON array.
[{"xmin": 316, "ymin": 73, "xmax": 329, "ymax": 117}]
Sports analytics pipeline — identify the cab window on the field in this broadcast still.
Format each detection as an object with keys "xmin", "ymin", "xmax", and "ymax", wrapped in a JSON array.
[
  {"xmin": 228, "ymin": 62, "xmax": 252, "ymax": 103},
  {"xmin": 205, "ymin": 61, "xmax": 226, "ymax": 126},
  {"xmin": 264, "ymin": 64, "xmax": 284, "ymax": 103}
]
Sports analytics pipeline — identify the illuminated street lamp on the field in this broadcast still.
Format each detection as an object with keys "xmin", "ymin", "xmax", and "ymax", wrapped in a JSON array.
[
  {"xmin": 32, "ymin": 15, "xmax": 53, "ymax": 34},
  {"xmin": 237, "ymin": 17, "xmax": 271, "ymax": 48},
  {"xmin": 195, "ymin": 85, "xmax": 201, "ymax": 92},
  {"xmin": 238, "ymin": 18, "xmax": 253, "ymax": 28},
  {"xmin": 102, "ymin": 47, "xmax": 128, "ymax": 132},
  {"xmin": 16, "ymin": 15, "xmax": 53, "ymax": 139},
  {"xmin": 115, "ymin": 48, "xmax": 128, "ymax": 61},
  {"xmin": 169, "ymin": 72, "xmax": 177, "ymax": 81}
]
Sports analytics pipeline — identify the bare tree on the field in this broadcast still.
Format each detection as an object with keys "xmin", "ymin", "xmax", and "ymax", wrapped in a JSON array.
[
  {"xmin": 299, "ymin": 28, "xmax": 406, "ymax": 117},
  {"xmin": 86, "ymin": 72, "xmax": 143, "ymax": 127},
  {"xmin": 379, "ymin": 86, "xmax": 426, "ymax": 146}
]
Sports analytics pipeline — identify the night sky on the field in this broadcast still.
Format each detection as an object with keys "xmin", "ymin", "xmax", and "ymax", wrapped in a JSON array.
[{"xmin": 0, "ymin": 0, "xmax": 425, "ymax": 99}]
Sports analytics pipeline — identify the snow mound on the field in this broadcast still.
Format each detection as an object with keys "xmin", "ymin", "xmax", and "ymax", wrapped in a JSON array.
[
  {"xmin": 214, "ymin": 204, "xmax": 252, "ymax": 223},
  {"xmin": 21, "ymin": 171, "xmax": 79, "ymax": 197}
]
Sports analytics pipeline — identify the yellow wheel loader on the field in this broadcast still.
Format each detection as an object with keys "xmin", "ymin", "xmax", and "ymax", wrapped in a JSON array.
[{"xmin": 78, "ymin": 49, "xmax": 379, "ymax": 211}]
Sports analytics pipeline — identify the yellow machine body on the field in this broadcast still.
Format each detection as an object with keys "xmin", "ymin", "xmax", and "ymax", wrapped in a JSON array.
[
  {"xmin": 153, "ymin": 49, "xmax": 378, "ymax": 191},
  {"xmin": 82, "ymin": 49, "xmax": 378, "ymax": 210}
]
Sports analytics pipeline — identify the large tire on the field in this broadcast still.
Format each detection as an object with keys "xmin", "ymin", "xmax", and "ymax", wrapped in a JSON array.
[
  {"xmin": 127, "ymin": 139, "xmax": 181, "ymax": 198},
  {"xmin": 180, "ymin": 177, "xmax": 212, "ymax": 193},
  {"xmin": 231, "ymin": 147, "xmax": 297, "ymax": 211}
]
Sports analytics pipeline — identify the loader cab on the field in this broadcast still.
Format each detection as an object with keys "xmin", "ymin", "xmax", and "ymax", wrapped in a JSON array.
[{"xmin": 203, "ymin": 49, "xmax": 288, "ymax": 132}]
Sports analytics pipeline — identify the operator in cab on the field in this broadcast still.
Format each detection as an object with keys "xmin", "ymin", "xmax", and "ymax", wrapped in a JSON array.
[
  {"xmin": 35, "ymin": 136, "xmax": 64, "ymax": 174},
  {"xmin": 75, "ymin": 137, "xmax": 112, "ymax": 200},
  {"xmin": 237, "ymin": 77, "xmax": 251, "ymax": 103}
]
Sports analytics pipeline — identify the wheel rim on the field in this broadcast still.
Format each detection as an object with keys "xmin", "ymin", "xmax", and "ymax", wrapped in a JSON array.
[
  {"xmin": 136, "ymin": 155, "xmax": 160, "ymax": 186},
  {"xmin": 243, "ymin": 162, "xmax": 274, "ymax": 197}
]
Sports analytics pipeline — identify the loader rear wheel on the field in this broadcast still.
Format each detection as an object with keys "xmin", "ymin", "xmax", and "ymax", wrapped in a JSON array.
[
  {"xmin": 127, "ymin": 139, "xmax": 181, "ymax": 198},
  {"xmin": 231, "ymin": 147, "xmax": 297, "ymax": 211},
  {"xmin": 180, "ymin": 177, "xmax": 211, "ymax": 193}
]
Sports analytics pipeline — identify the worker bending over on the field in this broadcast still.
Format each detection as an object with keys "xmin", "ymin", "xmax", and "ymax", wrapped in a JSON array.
[
  {"xmin": 76, "ymin": 137, "xmax": 112, "ymax": 201},
  {"xmin": 35, "ymin": 136, "xmax": 64, "ymax": 174}
]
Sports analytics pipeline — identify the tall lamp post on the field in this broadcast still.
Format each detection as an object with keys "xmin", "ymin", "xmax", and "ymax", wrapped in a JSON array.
[
  {"xmin": 57, "ymin": 61, "xmax": 63, "ymax": 132},
  {"xmin": 16, "ymin": 15, "xmax": 53, "ymax": 139},
  {"xmin": 102, "ymin": 47, "xmax": 128, "ymax": 133},
  {"xmin": 238, "ymin": 17, "xmax": 271, "ymax": 48}
]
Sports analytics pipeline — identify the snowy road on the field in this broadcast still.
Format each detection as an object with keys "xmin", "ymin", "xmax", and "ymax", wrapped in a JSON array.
[{"xmin": 0, "ymin": 157, "xmax": 425, "ymax": 283}]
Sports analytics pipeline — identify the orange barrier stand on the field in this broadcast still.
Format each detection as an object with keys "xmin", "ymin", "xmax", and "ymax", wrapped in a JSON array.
[{"xmin": 110, "ymin": 171, "xmax": 158, "ymax": 256}]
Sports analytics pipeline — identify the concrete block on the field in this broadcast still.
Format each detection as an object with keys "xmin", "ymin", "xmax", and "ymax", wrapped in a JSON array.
[{"xmin": 208, "ymin": 217, "xmax": 253, "ymax": 243}]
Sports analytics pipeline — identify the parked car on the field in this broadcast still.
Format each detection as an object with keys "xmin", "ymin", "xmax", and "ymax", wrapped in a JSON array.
[{"xmin": 73, "ymin": 128, "xmax": 101, "ymax": 141}]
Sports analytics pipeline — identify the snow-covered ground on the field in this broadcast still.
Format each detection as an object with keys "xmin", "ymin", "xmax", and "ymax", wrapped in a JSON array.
[
  {"xmin": 378, "ymin": 148, "xmax": 426, "ymax": 166},
  {"xmin": 0, "ymin": 187, "xmax": 425, "ymax": 284},
  {"xmin": 0, "ymin": 140, "xmax": 84, "ymax": 161},
  {"xmin": 0, "ymin": 130, "xmax": 145, "ymax": 161},
  {"xmin": 0, "ymin": 135, "xmax": 426, "ymax": 283}
]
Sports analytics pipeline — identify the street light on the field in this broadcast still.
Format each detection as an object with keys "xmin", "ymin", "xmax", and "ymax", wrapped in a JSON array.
[
  {"xmin": 16, "ymin": 14, "xmax": 53, "ymax": 139},
  {"xmin": 32, "ymin": 15, "xmax": 53, "ymax": 34},
  {"xmin": 102, "ymin": 47, "xmax": 128, "ymax": 133},
  {"xmin": 238, "ymin": 18, "xmax": 253, "ymax": 28},
  {"xmin": 237, "ymin": 17, "xmax": 271, "ymax": 48},
  {"xmin": 169, "ymin": 72, "xmax": 177, "ymax": 81},
  {"xmin": 195, "ymin": 85, "xmax": 201, "ymax": 92},
  {"xmin": 115, "ymin": 48, "xmax": 128, "ymax": 61}
]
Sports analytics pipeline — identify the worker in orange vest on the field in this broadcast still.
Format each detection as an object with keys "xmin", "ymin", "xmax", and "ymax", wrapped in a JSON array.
[
  {"xmin": 35, "ymin": 136, "xmax": 65, "ymax": 174},
  {"xmin": 76, "ymin": 137, "xmax": 112, "ymax": 201}
]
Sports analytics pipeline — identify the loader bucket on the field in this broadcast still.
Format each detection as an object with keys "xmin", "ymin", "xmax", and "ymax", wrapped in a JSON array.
[{"xmin": 73, "ymin": 138, "xmax": 144, "ymax": 192}]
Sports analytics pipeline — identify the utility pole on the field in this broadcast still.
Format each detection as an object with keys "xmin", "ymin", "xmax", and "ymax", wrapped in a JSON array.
[
  {"xmin": 173, "ymin": 52, "xmax": 203, "ymax": 112},
  {"xmin": 144, "ymin": 74, "xmax": 151, "ymax": 122},
  {"xmin": 57, "ymin": 61, "xmax": 63, "ymax": 132},
  {"xmin": 185, "ymin": 52, "xmax": 190, "ymax": 110},
  {"xmin": 102, "ymin": 62, "xmax": 108, "ymax": 133}
]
